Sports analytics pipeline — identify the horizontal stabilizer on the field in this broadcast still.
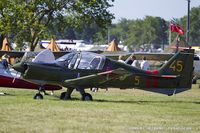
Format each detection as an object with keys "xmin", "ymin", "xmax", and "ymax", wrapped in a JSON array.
[{"xmin": 142, "ymin": 88, "xmax": 190, "ymax": 96}]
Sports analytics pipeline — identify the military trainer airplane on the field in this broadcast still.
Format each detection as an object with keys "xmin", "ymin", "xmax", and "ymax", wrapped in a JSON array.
[{"xmin": 12, "ymin": 49, "xmax": 194, "ymax": 101}]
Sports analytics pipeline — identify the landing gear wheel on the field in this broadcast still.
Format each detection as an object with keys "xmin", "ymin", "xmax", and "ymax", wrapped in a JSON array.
[
  {"xmin": 192, "ymin": 79, "xmax": 197, "ymax": 84},
  {"xmin": 81, "ymin": 93, "xmax": 93, "ymax": 101},
  {"xmin": 60, "ymin": 92, "xmax": 71, "ymax": 100},
  {"xmin": 34, "ymin": 93, "xmax": 43, "ymax": 100},
  {"xmin": 167, "ymin": 94, "xmax": 173, "ymax": 96}
]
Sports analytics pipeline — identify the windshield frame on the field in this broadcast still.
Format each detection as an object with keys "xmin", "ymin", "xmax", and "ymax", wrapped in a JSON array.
[
  {"xmin": 76, "ymin": 52, "xmax": 106, "ymax": 70},
  {"xmin": 55, "ymin": 52, "xmax": 106, "ymax": 70}
]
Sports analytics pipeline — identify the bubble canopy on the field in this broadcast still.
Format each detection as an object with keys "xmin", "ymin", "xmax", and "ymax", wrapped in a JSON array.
[{"xmin": 55, "ymin": 52, "xmax": 106, "ymax": 70}]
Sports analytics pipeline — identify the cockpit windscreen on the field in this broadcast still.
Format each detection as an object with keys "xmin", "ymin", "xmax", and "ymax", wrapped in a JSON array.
[{"xmin": 55, "ymin": 52, "xmax": 106, "ymax": 70}]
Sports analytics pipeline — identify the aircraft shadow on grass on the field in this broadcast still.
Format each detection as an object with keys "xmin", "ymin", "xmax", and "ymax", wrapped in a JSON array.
[
  {"xmin": 93, "ymin": 99, "xmax": 200, "ymax": 105},
  {"xmin": 48, "ymin": 94, "xmax": 200, "ymax": 105},
  {"xmin": 1, "ymin": 92, "xmax": 199, "ymax": 104},
  {"xmin": 0, "ymin": 92, "xmax": 15, "ymax": 96}
]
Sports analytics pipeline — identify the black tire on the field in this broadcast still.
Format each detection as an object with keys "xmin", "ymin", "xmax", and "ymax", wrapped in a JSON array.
[
  {"xmin": 60, "ymin": 92, "xmax": 71, "ymax": 100},
  {"xmin": 192, "ymin": 79, "xmax": 197, "ymax": 84},
  {"xmin": 34, "ymin": 93, "xmax": 43, "ymax": 100},
  {"xmin": 81, "ymin": 93, "xmax": 93, "ymax": 101},
  {"xmin": 60, "ymin": 92, "xmax": 66, "ymax": 99},
  {"xmin": 167, "ymin": 93, "xmax": 173, "ymax": 96}
]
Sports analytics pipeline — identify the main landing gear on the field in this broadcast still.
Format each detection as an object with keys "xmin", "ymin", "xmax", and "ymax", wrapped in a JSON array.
[
  {"xmin": 60, "ymin": 87, "xmax": 93, "ymax": 101},
  {"xmin": 60, "ymin": 87, "xmax": 74, "ymax": 100},
  {"xmin": 33, "ymin": 86, "xmax": 46, "ymax": 100},
  {"xmin": 34, "ymin": 93, "xmax": 43, "ymax": 100},
  {"xmin": 81, "ymin": 93, "xmax": 93, "ymax": 101}
]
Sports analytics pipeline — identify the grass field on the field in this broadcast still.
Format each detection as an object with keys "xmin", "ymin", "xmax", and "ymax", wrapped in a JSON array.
[{"xmin": 0, "ymin": 85, "xmax": 200, "ymax": 133}]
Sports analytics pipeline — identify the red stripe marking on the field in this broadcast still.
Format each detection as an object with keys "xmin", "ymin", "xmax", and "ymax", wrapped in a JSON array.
[{"xmin": 145, "ymin": 70, "xmax": 159, "ymax": 88}]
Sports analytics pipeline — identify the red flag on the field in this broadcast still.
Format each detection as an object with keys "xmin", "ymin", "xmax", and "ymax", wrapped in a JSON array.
[{"xmin": 170, "ymin": 23, "xmax": 185, "ymax": 35}]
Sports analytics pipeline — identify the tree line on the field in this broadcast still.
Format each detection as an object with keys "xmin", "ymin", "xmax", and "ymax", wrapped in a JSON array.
[{"xmin": 104, "ymin": 6, "xmax": 200, "ymax": 50}]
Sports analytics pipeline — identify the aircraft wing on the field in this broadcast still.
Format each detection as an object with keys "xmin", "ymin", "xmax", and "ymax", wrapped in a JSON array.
[
  {"xmin": 0, "ymin": 50, "xmax": 175, "ymax": 63},
  {"xmin": 101, "ymin": 51, "xmax": 131, "ymax": 60},
  {"xmin": 63, "ymin": 68, "xmax": 131, "ymax": 88},
  {"xmin": 52, "ymin": 51, "xmax": 70, "ymax": 58},
  {"xmin": 0, "ymin": 50, "xmax": 130, "ymax": 60},
  {"xmin": 0, "ymin": 50, "xmax": 71, "ymax": 59},
  {"xmin": 0, "ymin": 51, "xmax": 25, "ymax": 58},
  {"xmin": 132, "ymin": 53, "xmax": 174, "ymax": 61}
]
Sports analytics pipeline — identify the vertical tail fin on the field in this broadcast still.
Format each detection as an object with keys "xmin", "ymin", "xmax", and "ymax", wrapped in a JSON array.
[{"xmin": 159, "ymin": 49, "xmax": 194, "ymax": 89}]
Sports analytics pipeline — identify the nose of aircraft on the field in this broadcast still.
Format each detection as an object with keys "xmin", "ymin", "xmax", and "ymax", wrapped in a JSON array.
[{"xmin": 12, "ymin": 63, "xmax": 26, "ymax": 73}]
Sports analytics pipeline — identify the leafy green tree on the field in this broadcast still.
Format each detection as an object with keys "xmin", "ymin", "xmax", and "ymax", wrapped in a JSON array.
[
  {"xmin": 123, "ymin": 16, "xmax": 167, "ymax": 49},
  {"xmin": 0, "ymin": 0, "xmax": 114, "ymax": 51},
  {"xmin": 93, "ymin": 18, "xmax": 134, "ymax": 45},
  {"xmin": 125, "ymin": 19, "xmax": 144, "ymax": 47},
  {"xmin": 180, "ymin": 6, "xmax": 200, "ymax": 45},
  {"xmin": 190, "ymin": 6, "xmax": 200, "ymax": 45},
  {"xmin": 110, "ymin": 18, "xmax": 132, "ymax": 42}
]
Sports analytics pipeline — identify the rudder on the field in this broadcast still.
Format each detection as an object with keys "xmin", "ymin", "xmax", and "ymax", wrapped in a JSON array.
[{"xmin": 159, "ymin": 49, "xmax": 194, "ymax": 89}]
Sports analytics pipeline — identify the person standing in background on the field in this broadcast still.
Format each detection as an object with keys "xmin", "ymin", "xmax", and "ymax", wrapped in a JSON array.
[
  {"xmin": 118, "ymin": 55, "xmax": 125, "ymax": 63},
  {"xmin": 131, "ymin": 56, "xmax": 140, "ymax": 68},
  {"xmin": 1, "ymin": 54, "xmax": 9, "ymax": 69},
  {"xmin": 140, "ymin": 56, "xmax": 150, "ymax": 70}
]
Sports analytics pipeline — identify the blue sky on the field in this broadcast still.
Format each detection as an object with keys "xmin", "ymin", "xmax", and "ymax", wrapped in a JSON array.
[{"xmin": 110, "ymin": 0, "xmax": 200, "ymax": 23}]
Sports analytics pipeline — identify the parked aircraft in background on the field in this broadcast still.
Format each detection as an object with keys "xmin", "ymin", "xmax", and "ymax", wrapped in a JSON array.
[
  {"xmin": 0, "ymin": 50, "xmax": 131, "ymax": 65},
  {"xmin": 12, "ymin": 49, "xmax": 194, "ymax": 101},
  {"xmin": 0, "ymin": 63, "xmax": 62, "ymax": 99}
]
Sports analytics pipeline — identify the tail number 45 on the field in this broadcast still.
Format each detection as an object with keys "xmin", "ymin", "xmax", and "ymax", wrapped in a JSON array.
[{"xmin": 169, "ymin": 60, "xmax": 183, "ymax": 72}]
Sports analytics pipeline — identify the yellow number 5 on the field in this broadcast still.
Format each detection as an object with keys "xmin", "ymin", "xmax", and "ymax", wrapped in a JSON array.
[{"xmin": 134, "ymin": 76, "xmax": 140, "ymax": 86}]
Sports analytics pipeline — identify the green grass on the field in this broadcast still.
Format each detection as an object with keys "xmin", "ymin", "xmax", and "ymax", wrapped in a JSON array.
[{"xmin": 0, "ymin": 85, "xmax": 200, "ymax": 133}]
